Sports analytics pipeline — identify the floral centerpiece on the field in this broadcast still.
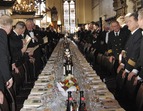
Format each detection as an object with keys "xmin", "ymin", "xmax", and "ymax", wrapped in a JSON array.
[{"xmin": 57, "ymin": 74, "xmax": 79, "ymax": 97}]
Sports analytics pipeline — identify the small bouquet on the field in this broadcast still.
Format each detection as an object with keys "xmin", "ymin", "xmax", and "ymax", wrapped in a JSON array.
[
  {"xmin": 57, "ymin": 74, "xmax": 79, "ymax": 97},
  {"xmin": 60, "ymin": 74, "xmax": 79, "ymax": 91}
]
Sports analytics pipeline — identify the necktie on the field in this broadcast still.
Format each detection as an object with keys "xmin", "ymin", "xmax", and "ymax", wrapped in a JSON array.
[{"xmin": 115, "ymin": 32, "xmax": 118, "ymax": 36}]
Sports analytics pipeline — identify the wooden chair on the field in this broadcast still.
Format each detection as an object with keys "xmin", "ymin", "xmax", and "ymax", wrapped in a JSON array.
[
  {"xmin": 105, "ymin": 56, "xmax": 114, "ymax": 73},
  {"xmin": 116, "ymin": 69, "xmax": 128, "ymax": 96},
  {"xmin": 18, "ymin": 65, "xmax": 25, "ymax": 86},
  {"xmin": 4, "ymin": 87, "xmax": 16, "ymax": 111},
  {"xmin": 125, "ymin": 76, "xmax": 141, "ymax": 101},
  {"xmin": 0, "ymin": 94, "xmax": 10, "ymax": 111},
  {"xmin": 12, "ymin": 65, "xmax": 26, "ymax": 95},
  {"xmin": 41, "ymin": 45, "xmax": 47, "ymax": 66},
  {"xmin": 83, "ymin": 43, "xmax": 88, "ymax": 55},
  {"xmin": 96, "ymin": 53, "xmax": 103, "ymax": 65},
  {"xmin": 22, "ymin": 63, "xmax": 28, "ymax": 84},
  {"xmin": 23, "ymin": 60, "xmax": 35, "ymax": 83},
  {"xmin": 136, "ymin": 83, "xmax": 143, "ymax": 111},
  {"xmin": 12, "ymin": 70, "xmax": 22, "ymax": 95},
  {"xmin": 89, "ymin": 49, "xmax": 96, "ymax": 66},
  {"xmin": 100, "ymin": 55, "xmax": 108, "ymax": 71},
  {"xmin": 85, "ymin": 46, "xmax": 92, "ymax": 62}
]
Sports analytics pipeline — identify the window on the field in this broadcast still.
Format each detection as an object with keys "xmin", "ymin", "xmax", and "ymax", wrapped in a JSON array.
[
  {"xmin": 34, "ymin": 0, "xmax": 46, "ymax": 15},
  {"xmin": 63, "ymin": 0, "xmax": 75, "ymax": 33}
]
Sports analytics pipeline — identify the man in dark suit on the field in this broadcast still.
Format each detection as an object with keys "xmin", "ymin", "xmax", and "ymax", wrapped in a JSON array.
[
  {"xmin": 25, "ymin": 19, "xmax": 44, "ymax": 47},
  {"xmin": 99, "ymin": 23, "xmax": 110, "ymax": 54},
  {"xmin": 127, "ymin": 8, "xmax": 143, "ymax": 85},
  {"xmin": 0, "ymin": 15, "xmax": 13, "ymax": 89},
  {"xmin": 107, "ymin": 20, "xmax": 129, "ymax": 73},
  {"xmin": 9, "ymin": 21, "xmax": 27, "ymax": 74},
  {"xmin": 25, "ymin": 19, "xmax": 44, "ymax": 76},
  {"xmin": 116, "ymin": 13, "xmax": 142, "ymax": 79},
  {"xmin": 0, "ymin": 15, "xmax": 14, "ymax": 105}
]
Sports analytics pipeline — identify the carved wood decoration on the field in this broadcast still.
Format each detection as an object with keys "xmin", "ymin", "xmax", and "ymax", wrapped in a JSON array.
[
  {"xmin": 113, "ymin": 0, "xmax": 127, "ymax": 17},
  {"xmin": 51, "ymin": 6, "xmax": 58, "ymax": 22},
  {"xmin": 130, "ymin": 0, "xmax": 142, "ymax": 11},
  {"xmin": 51, "ymin": 6, "xmax": 58, "ymax": 31}
]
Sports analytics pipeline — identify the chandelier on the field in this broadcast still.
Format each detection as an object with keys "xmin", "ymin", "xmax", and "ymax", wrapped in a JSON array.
[
  {"xmin": 11, "ymin": 0, "xmax": 46, "ymax": 19},
  {"xmin": 0, "ymin": 0, "xmax": 16, "ymax": 9},
  {"xmin": 12, "ymin": 1, "xmax": 36, "ymax": 14}
]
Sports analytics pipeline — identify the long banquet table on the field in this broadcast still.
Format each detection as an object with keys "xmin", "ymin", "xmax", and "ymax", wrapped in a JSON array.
[{"xmin": 20, "ymin": 38, "xmax": 125, "ymax": 111}]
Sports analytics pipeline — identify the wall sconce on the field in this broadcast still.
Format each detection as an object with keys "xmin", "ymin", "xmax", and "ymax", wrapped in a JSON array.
[
  {"xmin": 46, "ymin": 16, "xmax": 51, "ymax": 26},
  {"xmin": 0, "ymin": 0, "xmax": 16, "ymax": 9},
  {"xmin": 47, "ymin": 16, "xmax": 51, "ymax": 22},
  {"xmin": 57, "ymin": 20, "xmax": 62, "ymax": 33},
  {"xmin": 57, "ymin": 20, "xmax": 61, "ymax": 26},
  {"xmin": 17, "ymin": 0, "xmax": 21, "ymax": 4}
]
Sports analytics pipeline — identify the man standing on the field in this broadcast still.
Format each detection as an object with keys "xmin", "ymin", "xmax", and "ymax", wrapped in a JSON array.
[
  {"xmin": 108, "ymin": 20, "xmax": 129, "ymax": 73},
  {"xmin": 25, "ymin": 18, "xmax": 44, "ymax": 76},
  {"xmin": 117, "ymin": 13, "xmax": 142, "ymax": 79},
  {"xmin": 0, "ymin": 15, "xmax": 13, "ymax": 104},
  {"xmin": 9, "ymin": 21, "xmax": 27, "ymax": 73},
  {"xmin": 0, "ymin": 15, "xmax": 13, "ymax": 88},
  {"xmin": 0, "ymin": 75, "xmax": 4, "ymax": 104},
  {"xmin": 25, "ymin": 18, "xmax": 44, "ymax": 47},
  {"xmin": 127, "ymin": 8, "xmax": 143, "ymax": 85},
  {"xmin": 9, "ymin": 21, "xmax": 27, "ymax": 74}
]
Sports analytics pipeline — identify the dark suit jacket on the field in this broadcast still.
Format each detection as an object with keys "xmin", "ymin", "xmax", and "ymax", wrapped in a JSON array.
[
  {"xmin": 97, "ymin": 30, "xmax": 108, "ymax": 54},
  {"xmin": 0, "ymin": 75, "xmax": 4, "ymax": 92},
  {"xmin": 84, "ymin": 30, "xmax": 93, "ymax": 44},
  {"xmin": 8, "ymin": 31, "xmax": 23, "ymax": 66},
  {"xmin": 134, "ymin": 33, "xmax": 143, "ymax": 78},
  {"xmin": 108, "ymin": 28, "xmax": 129, "ymax": 59},
  {"xmin": 24, "ymin": 29, "xmax": 44, "ymax": 48},
  {"xmin": 47, "ymin": 30, "xmax": 58, "ymax": 44},
  {"xmin": 77, "ymin": 29, "xmax": 86, "ymax": 43},
  {"xmin": 123, "ymin": 28, "xmax": 142, "ymax": 72},
  {"xmin": 139, "ymin": 37, "xmax": 143, "ymax": 78},
  {"xmin": 0, "ymin": 29, "xmax": 12, "ymax": 83}
]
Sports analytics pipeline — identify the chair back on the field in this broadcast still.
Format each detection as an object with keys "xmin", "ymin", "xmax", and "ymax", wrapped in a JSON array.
[{"xmin": 136, "ymin": 83, "xmax": 143, "ymax": 111}]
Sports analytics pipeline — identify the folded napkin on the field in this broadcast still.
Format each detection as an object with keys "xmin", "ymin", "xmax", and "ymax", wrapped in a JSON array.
[{"xmin": 23, "ymin": 98, "xmax": 43, "ymax": 108}]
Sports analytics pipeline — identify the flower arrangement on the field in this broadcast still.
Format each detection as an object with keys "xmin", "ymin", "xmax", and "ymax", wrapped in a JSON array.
[{"xmin": 60, "ymin": 74, "xmax": 79, "ymax": 91}]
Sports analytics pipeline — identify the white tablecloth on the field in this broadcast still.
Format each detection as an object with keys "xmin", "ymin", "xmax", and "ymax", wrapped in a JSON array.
[{"xmin": 20, "ymin": 39, "xmax": 125, "ymax": 111}]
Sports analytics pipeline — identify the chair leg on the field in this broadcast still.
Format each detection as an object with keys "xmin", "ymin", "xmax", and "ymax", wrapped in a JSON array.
[
  {"xmin": 5, "ymin": 88, "xmax": 16, "ymax": 111},
  {"xmin": 22, "ymin": 64, "xmax": 28, "ymax": 84}
]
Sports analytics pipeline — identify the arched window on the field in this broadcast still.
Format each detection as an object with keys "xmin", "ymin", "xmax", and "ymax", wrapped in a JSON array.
[
  {"xmin": 63, "ymin": 0, "xmax": 75, "ymax": 33},
  {"xmin": 35, "ymin": 0, "xmax": 46, "ymax": 15}
]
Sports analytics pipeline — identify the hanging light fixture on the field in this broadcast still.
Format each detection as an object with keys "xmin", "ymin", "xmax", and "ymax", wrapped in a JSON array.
[
  {"xmin": 12, "ymin": 1, "xmax": 35, "ymax": 13},
  {"xmin": 11, "ymin": 0, "xmax": 47, "ymax": 19},
  {"xmin": 11, "ymin": 0, "xmax": 36, "ymax": 19},
  {"xmin": 0, "ymin": 0, "xmax": 16, "ymax": 9}
]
